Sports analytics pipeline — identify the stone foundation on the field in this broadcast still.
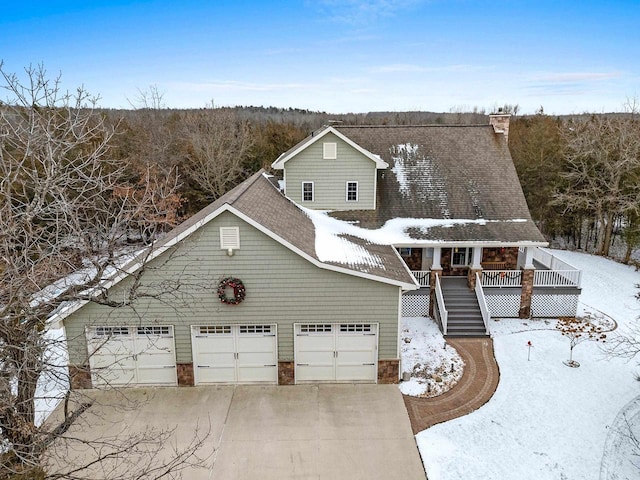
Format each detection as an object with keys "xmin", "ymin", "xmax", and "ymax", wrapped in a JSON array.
[
  {"xmin": 177, "ymin": 363, "xmax": 194, "ymax": 386},
  {"xmin": 378, "ymin": 359, "xmax": 400, "ymax": 384},
  {"xmin": 278, "ymin": 361, "xmax": 295, "ymax": 385},
  {"xmin": 467, "ymin": 268, "xmax": 482, "ymax": 288},
  {"xmin": 69, "ymin": 364, "xmax": 92, "ymax": 390}
]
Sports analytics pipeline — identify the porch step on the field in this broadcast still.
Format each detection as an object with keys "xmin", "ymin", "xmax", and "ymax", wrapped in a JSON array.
[{"xmin": 440, "ymin": 277, "xmax": 488, "ymax": 337}]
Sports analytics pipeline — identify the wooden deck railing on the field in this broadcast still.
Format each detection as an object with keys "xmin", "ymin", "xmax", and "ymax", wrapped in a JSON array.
[
  {"xmin": 434, "ymin": 274, "xmax": 448, "ymax": 335},
  {"xmin": 534, "ymin": 269, "xmax": 582, "ymax": 287},
  {"xmin": 475, "ymin": 273, "xmax": 491, "ymax": 335},
  {"xmin": 481, "ymin": 270, "xmax": 522, "ymax": 287},
  {"xmin": 411, "ymin": 270, "xmax": 430, "ymax": 287}
]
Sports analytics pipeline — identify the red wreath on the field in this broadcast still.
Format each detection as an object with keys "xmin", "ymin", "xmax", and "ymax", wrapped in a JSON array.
[{"xmin": 217, "ymin": 277, "xmax": 246, "ymax": 305}]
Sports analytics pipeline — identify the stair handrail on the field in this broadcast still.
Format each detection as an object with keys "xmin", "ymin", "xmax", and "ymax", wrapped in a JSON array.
[
  {"xmin": 434, "ymin": 273, "xmax": 448, "ymax": 335},
  {"xmin": 475, "ymin": 272, "xmax": 491, "ymax": 335}
]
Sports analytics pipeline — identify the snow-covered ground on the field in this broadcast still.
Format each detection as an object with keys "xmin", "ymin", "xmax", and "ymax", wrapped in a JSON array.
[
  {"xmin": 416, "ymin": 250, "xmax": 640, "ymax": 480},
  {"xmin": 399, "ymin": 317, "xmax": 464, "ymax": 397}
]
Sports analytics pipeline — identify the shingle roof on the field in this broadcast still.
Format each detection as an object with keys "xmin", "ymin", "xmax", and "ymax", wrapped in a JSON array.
[
  {"xmin": 154, "ymin": 170, "xmax": 416, "ymax": 287},
  {"xmin": 330, "ymin": 125, "xmax": 546, "ymax": 244}
]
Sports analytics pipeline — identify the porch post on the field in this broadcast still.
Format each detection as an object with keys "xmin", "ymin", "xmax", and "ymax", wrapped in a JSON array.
[
  {"xmin": 429, "ymin": 247, "xmax": 442, "ymax": 317},
  {"xmin": 523, "ymin": 246, "xmax": 535, "ymax": 269},
  {"xmin": 519, "ymin": 269, "xmax": 534, "ymax": 318},
  {"xmin": 468, "ymin": 246, "xmax": 483, "ymax": 289},
  {"xmin": 519, "ymin": 247, "xmax": 535, "ymax": 317}
]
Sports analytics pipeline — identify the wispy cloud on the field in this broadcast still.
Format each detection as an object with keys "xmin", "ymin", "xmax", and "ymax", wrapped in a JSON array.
[
  {"xmin": 316, "ymin": 0, "xmax": 425, "ymax": 25},
  {"xmin": 369, "ymin": 63, "xmax": 485, "ymax": 74},
  {"xmin": 524, "ymin": 71, "xmax": 624, "ymax": 97},
  {"xmin": 532, "ymin": 72, "xmax": 622, "ymax": 83},
  {"xmin": 172, "ymin": 80, "xmax": 319, "ymax": 93}
]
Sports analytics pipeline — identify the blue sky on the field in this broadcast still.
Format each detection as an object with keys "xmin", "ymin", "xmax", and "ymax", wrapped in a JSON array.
[{"xmin": 1, "ymin": 0, "xmax": 638, "ymax": 114}]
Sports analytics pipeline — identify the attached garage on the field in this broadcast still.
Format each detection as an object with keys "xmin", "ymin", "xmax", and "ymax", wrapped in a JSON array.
[
  {"xmin": 294, "ymin": 323, "xmax": 378, "ymax": 383},
  {"xmin": 86, "ymin": 325, "xmax": 177, "ymax": 387},
  {"xmin": 191, "ymin": 324, "xmax": 278, "ymax": 385}
]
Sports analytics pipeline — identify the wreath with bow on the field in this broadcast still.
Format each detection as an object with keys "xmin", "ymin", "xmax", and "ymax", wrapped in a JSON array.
[{"xmin": 217, "ymin": 277, "xmax": 246, "ymax": 305}]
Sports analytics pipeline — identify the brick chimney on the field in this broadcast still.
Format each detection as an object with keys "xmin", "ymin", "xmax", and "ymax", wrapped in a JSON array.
[{"xmin": 489, "ymin": 108, "xmax": 511, "ymax": 143}]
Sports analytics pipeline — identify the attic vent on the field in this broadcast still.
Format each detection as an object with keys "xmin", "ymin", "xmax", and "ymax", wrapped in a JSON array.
[
  {"xmin": 323, "ymin": 142, "xmax": 337, "ymax": 159},
  {"xmin": 220, "ymin": 227, "xmax": 240, "ymax": 249}
]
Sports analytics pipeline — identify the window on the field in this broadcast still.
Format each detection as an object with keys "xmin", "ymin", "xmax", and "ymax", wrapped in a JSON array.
[
  {"xmin": 323, "ymin": 142, "xmax": 337, "ymax": 159},
  {"xmin": 199, "ymin": 325, "xmax": 231, "ymax": 335},
  {"xmin": 300, "ymin": 324, "xmax": 332, "ymax": 333},
  {"xmin": 452, "ymin": 247, "xmax": 471, "ymax": 267},
  {"xmin": 220, "ymin": 227, "xmax": 240, "ymax": 249},
  {"xmin": 239, "ymin": 325, "xmax": 273, "ymax": 334},
  {"xmin": 302, "ymin": 182, "xmax": 314, "ymax": 202},
  {"xmin": 339, "ymin": 324, "xmax": 372, "ymax": 333},
  {"xmin": 137, "ymin": 326, "xmax": 170, "ymax": 336},
  {"xmin": 95, "ymin": 326, "xmax": 130, "ymax": 336},
  {"xmin": 346, "ymin": 181, "xmax": 358, "ymax": 202},
  {"xmin": 398, "ymin": 247, "xmax": 412, "ymax": 257}
]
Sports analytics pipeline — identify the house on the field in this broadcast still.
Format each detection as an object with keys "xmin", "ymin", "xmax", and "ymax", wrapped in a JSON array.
[{"xmin": 55, "ymin": 114, "xmax": 582, "ymax": 388}]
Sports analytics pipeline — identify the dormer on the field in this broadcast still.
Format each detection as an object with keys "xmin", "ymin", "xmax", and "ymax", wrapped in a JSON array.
[{"xmin": 271, "ymin": 126, "xmax": 387, "ymax": 211}]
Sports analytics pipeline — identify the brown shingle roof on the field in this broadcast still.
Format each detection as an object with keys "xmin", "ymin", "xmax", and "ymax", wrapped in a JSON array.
[
  {"xmin": 331, "ymin": 125, "xmax": 546, "ymax": 244},
  {"xmin": 159, "ymin": 170, "xmax": 416, "ymax": 287}
]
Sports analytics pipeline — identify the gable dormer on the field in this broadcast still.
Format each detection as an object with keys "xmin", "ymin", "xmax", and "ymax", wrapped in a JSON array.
[{"xmin": 271, "ymin": 126, "xmax": 387, "ymax": 211}]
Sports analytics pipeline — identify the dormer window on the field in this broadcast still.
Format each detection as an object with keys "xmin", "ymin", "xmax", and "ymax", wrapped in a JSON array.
[
  {"xmin": 323, "ymin": 142, "xmax": 337, "ymax": 160},
  {"xmin": 346, "ymin": 181, "xmax": 358, "ymax": 202}
]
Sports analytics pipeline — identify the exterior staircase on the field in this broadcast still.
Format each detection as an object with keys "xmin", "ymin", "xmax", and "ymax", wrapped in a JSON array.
[{"xmin": 440, "ymin": 277, "xmax": 488, "ymax": 337}]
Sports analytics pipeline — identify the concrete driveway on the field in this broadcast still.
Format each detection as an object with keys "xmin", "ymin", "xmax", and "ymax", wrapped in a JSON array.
[{"xmin": 50, "ymin": 384, "xmax": 425, "ymax": 479}]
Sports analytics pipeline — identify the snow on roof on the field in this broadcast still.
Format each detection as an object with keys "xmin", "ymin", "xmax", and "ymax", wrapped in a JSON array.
[
  {"xmin": 301, "ymin": 205, "xmax": 529, "ymax": 264},
  {"xmin": 391, "ymin": 142, "xmax": 451, "ymax": 218}
]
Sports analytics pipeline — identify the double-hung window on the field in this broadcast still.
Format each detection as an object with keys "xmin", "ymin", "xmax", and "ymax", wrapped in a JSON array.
[
  {"xmin": 302, "ymin": 182, "xmax": 314, "ymax": 202},
  {"xmin": 346, "ymin": 181, "xmax": 358, "ymax": 202}
]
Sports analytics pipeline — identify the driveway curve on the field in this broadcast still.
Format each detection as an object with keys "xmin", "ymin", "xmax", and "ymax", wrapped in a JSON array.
[{"xmin": 403, "ymin": 337, "xmax": 500, "ymax": 434}]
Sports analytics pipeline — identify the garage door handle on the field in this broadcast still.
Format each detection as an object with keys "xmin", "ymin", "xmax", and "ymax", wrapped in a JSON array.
[
  {"xmin": 198, "ymin": 365, "xmax": 211, "ymax": 368},
  {"xmin": 264, "ymin": 364, "xmax": 277, "ymax": 367},
  {"xmin": 297, "ymin": 363, "xmax": 309, "ymax": 366},
  {"xmin": 163, "ymin": 365, "xmax": 175, "ymax": 368},
  {"xmin": 364, "ymin": 363, "xmax": 375, "ymax": 366}
]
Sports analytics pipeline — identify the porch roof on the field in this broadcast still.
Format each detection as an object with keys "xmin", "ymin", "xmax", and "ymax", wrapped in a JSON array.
[{"xmin": 330, "ymin": 125, "xmax": 547, "ymax": 244}]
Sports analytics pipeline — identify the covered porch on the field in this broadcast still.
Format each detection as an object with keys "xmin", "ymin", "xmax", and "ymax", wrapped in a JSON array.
[{"xmin": 400, "ymin": 245, "xmax": 582, "ymax": 333}]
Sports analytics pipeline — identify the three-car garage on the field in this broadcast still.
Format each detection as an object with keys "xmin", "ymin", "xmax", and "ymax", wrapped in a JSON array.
[{"xmin": 86, "ymin": 322, "xmax": 380, "ymax": 387}]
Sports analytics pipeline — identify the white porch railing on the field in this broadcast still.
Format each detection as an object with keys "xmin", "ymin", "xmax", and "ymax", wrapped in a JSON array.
[
  {"xmin": 434, "ymin": 274, "xmax": 448, "ymax": 335},
  {"xmin": 481, "ymin": 270, "xmax": 522, "ymax": 287},
  {"xmin": 475, "ymin": 273, "xmax": 491, "ymax": 335},
  {"xmin": 532, "ymin": 248, "xmax": 582, "ymax": 287},
  {"xmin": 411, "ymin": 270, "xmax": 430, "ymax": 287},
  {"xmin": 534, "ymin": 270, "xmax": 582, "ymax": 287}
]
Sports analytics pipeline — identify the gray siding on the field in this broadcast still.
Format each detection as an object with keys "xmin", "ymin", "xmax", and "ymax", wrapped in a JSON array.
[
  {"xmin": 64, "ymin": 211, "xmax": 400, "ymax": 365},
  {"xmin": 285, "ymin": 132, "xmax": 376, "ymax": 210}
]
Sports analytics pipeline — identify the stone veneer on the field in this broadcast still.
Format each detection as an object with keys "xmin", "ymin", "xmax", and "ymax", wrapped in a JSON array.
[
  {"xmin": 278, "ymin": 361, "xmax": 295, "ymax": 385},
  {"xmin": 69, "ymin": 364, "xmax": 92, "ymax": 390},
  {"xmin": 177, "ymin": 363, "xmax": 194, "ymax": 386},
  {"xmin": 519, "ymin": 269, "xmax": 535, "ymax": 318},
  {"xmin": 467, "ymin": 268, "xmax": 482, "ymax": 289},
  {"xmin": 377, "ymin": 359, "xmax": 399, "ymax": 384}
]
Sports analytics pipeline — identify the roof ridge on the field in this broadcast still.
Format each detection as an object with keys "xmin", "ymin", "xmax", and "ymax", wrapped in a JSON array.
[{"xmin": 335, "ymin": 124, "xmax": 491, "ymax": 128}]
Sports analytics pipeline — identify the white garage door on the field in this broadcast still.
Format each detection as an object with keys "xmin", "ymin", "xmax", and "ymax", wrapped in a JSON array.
[
  {"xmin": 191, "ymin": 324, "xmax": 277, "ymax": 385},
  {"xmin": 86, "ymin": 325, "xmax": 177, "ymax": 387},
  {"xmin": 295, "ymin": 323, "xmax": 378, "ymax": 383}
]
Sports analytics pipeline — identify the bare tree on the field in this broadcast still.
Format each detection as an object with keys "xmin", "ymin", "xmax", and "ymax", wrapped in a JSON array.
[
  {"xmin": 180, "ymin": 109, "xmax": 254, "ymax": 201},
  {"xmin": 0, "ymin": 63, "xmax": 201, "ymax": 478},
  {"xmin": 556, "ymin": 114, "xmax": 640, "ymax": 256}
]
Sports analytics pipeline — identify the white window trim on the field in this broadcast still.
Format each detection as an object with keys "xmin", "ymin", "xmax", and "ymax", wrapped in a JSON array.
[
  {"xmin": 220, "ymin": 227, "xmax": 240, "ymax": 249},
  {"xmin": 346, "ymin": 181, "xmax": 358, "ymax": 202},
  {"xmin": 323, "ymin": 142, "xmax": 337, "ymax": 160},
  {"xmin": 302, "ymin": 181, "xmax": 314, "ymax": 202},
  {"xmin": 451, "ymin": 247, "xmax": 471, "ymax": 267}
]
